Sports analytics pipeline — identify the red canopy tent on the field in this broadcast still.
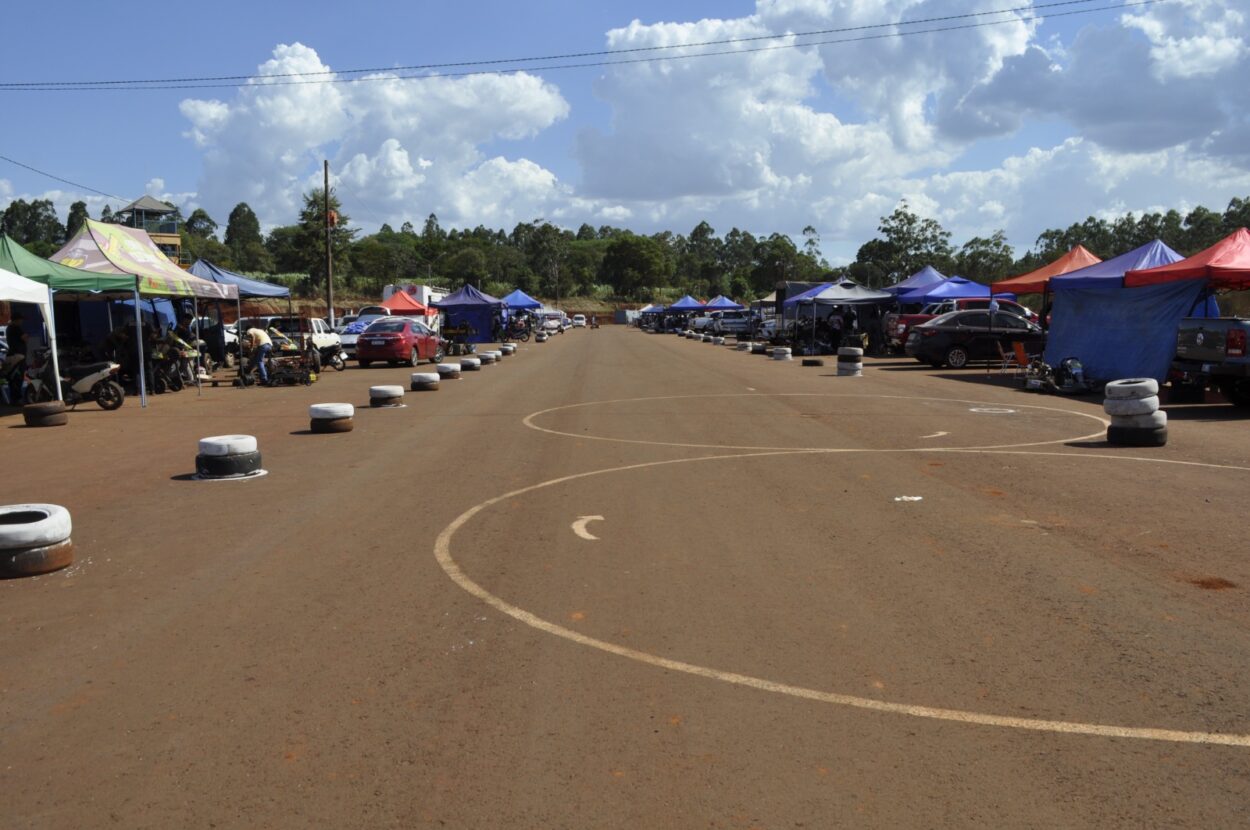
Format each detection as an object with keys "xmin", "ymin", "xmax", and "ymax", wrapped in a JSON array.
[
  {"xmin": 380, "ymin": 290, "xmax": 430, "ymax": 314},
  {"xmin": 1124, "ymin": 228, "xmax": 1250, "ymax": 290},
  {"xmin": 991, "ymin": 245, "xmax": 1102, "ymax": 295}
]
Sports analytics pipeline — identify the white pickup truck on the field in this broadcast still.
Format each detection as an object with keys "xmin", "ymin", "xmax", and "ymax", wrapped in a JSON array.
[{"xmin": 240, "ymin": 316, "xmax": 341, "ymax": 351}]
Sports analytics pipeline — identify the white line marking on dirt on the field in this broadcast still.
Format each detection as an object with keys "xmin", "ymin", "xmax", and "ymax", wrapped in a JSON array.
[
  {"xmin": 921, "ymin": 431, "xmax": 949, "ymax": 439},
  {"xmin": 434, "ymin": 449, "xmax": 1250, "ymax": 748},
  {"xmin": 571, "ymin": 515, "xmax": 603, "ymax": 540}
]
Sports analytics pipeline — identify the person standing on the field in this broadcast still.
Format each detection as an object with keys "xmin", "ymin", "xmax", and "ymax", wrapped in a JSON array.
[
  {"xmin": 244, "ymin": 326, "xmax": 273, "ymax": 385},
  {"xmin": 4, "ymin": 311, "xmax": 27, "ymax": 403}
]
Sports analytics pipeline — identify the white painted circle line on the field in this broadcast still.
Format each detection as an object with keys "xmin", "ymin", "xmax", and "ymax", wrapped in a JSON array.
[
  {"xmin": 522, "ymin": 393, "xmax": 1109, "ymax": 452},
  {"xmin": 434, "ymin": 449, "xmax": 1250, "ymax": 747}
]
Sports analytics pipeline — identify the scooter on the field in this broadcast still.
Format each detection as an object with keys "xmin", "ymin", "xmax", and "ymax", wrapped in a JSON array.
[{"xmin": 24, "ymin": 348, "xmax": 125, "ymax": 410}]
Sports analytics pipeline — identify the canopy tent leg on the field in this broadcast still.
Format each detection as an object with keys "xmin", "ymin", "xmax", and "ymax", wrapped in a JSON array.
[
  {"xmin": 47, "ymin": 287, "xmax": 63, "ymax": 402},
  {"xmin": 237, "ymin": 296, "xmax": 244, "ymax": 388},
  {"xmin": 134, "ymin": 284, "xmax": 147, "ymax": 408},
  {"xmin": 193, "ymin": 298, "xmax": 202, "ymax": 396}
]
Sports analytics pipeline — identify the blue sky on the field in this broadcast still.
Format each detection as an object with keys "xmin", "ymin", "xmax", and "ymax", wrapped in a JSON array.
[{"xmin": 2, "ymin": 0, "xmax": 1248, "ymax": 265}]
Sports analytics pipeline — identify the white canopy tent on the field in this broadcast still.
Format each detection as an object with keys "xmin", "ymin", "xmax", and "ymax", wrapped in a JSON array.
[{"xmin": 1, "ymin": 265, "xmax": 62, "ymax": 400}]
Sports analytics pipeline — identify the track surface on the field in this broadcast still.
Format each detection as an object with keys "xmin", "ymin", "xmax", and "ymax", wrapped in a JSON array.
[{"xmin": 4, "ymin": 328, "xmax": 1250, "ymax": 828}]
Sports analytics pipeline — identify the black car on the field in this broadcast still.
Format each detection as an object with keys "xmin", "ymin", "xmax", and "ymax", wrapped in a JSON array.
[{"xmin": 905, "ymin": 309, "xmax": 1043, "ymax": 368}]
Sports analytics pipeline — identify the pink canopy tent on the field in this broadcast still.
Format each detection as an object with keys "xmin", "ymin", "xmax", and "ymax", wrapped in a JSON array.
[{"xmin": 1124, "ymin": 228, "xmax": 1250, "ymax": 290}]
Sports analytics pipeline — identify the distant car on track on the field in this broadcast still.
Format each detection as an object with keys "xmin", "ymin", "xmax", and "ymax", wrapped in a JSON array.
[{"xmin": 572, "ymin": 314, "xmax": 587, "ymax": 328}]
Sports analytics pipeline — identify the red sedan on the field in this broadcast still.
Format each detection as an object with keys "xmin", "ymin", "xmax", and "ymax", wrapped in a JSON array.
[{"xmin": 356, "ymin": 318, "xmax": 445, "ymax": 367}]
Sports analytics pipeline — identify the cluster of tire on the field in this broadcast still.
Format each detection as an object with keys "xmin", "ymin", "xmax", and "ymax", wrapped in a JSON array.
[
  {"xmin": 0, "ymin": 503, "xmax": 74, "ymax": 577},
  {"xmin": 837, "ymin": 347, "xmax": 864, "ymax": 377},
  {"xmin": 772, "ymin": 347, "xmax": 792, "ymax": 361},
  {"xmin": 22, "ymin": 401, "xmax": 68, "ymax": 428},
  {"xmin": 195, "ymin": 434, "xmax": 265, "ymax": 479},
  {"xmin": 1104, "ymin": 378, "xmax": 1167, "ymax": 447}
]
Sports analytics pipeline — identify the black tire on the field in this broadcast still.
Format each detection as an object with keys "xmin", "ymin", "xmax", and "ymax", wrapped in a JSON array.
[
  {"xmin": 311, "ymin": 417, "xmax": 354, "ymax": 433},
  {"xmin": 518, "ymin": 332, "xmax": 530, "ymax": 342},
  {"xmin": 801, "ymin": 358, "xmax": 825, "ymax": 367},
  {"xmin": 94, "ymin": 381, "xmax": 125, "ymax": 410},
  {"xmin": 330, "ymin": 354, "xmax": 346, "ymax": 371},
  {"xmin": 359, "ymin": 360, "xmax": 372, "ymax": 368},
  {"xmin": 408, "ymin": 349, "xmax": 421, "ymax": 367},
  {"xmin": 195, "ymin": 450, "xmax": 263, "ymax": 478},
  {"xmin": 23, "ymin": 401, "xmax": 66, "ymax": 417},
  {"xmin": 1, "ymin": 539, "xmax": 74, "ymax": 577},
  {"xmin": 1220, "ymin": 379, "xmax": 1250, "ymax": 408},
  {"xmin": 1106, "ymin": 425, "xmax": 1168, "ymax": 447},
  {"xmin": 370, "ymin": 396, "xmax": 404, "ymax": 407},
  {"xmin": 431, "ymin": 346, "xmax": 446, "ymax": 363},
  {"xmin": 945, "ymin": 346, "xmax": 969, "ymax": 369},
  {"xmin": 23, "ymin": 410, "xmax": 68, "ymax": 427},
  {"xmin": 168, "ymin": 370, "xmax": 184, "ymax": 392}
]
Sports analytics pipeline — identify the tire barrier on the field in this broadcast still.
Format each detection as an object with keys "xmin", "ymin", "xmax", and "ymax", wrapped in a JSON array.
[
  {"xmin": 713, "ymin": 337, "xmax": 726, "ymax": 345},
  {"xmin": 410, "ymin": 372, "xmax": 441, "ymax": 391},
  {"xmin": 461, "ymin": 357, "xmax": 482, "ymax": 371},
  {"xmin": 480, "ymin": 353, "xmax": 497, "ymax": 365},
  {"xmin": 437, "ymin": 363, "xmax": 462, "ymax": 379},
  {"xmin": 772, "ymin": 347, "xmax": 792, "ymax": 361},
  {"xmin": 1104, "ymin": 379, "xmax": 1167, "ymax": 446},
  {"xmin": 309, "ymin": 403, "xmax": 354, "ymax": 434},
  {"xmin": 195, "ymin": 434, "xmax": 265, "ymax": 480},
  {"xmin": 0, "ymin": 504, "xmax": 74, "ymax": 577},
  {"xmin": 702, "ymin": 334, "xmax": 714, "ymax": 342},
  {"xmin": 500, "ymin": 344, "xmax": 516, "ymax": 356},
  {"xmin": 23, "ymin": 401, "xmax": 67, "ymax": 428},
  {"xmin": 751, "ymin": 343, "xmax": 768, "ymax": 354},
  {"xmin": 536, "ymin": 332, "xmax": 548, "ymax": 342},
  {"xmin": 837, "ymin": 347, "xmax": 864, "ymax": 377},
  {"xmin": 801, "ymin": 358, "xmax": 825, "ymax": 367},
  {"xmin": 736, "ymin": 342, "xmax": 751, "ymax": 351},
  {"xmin": 369, "ymin": 385, "xmax": 406, "ymax": 407}
]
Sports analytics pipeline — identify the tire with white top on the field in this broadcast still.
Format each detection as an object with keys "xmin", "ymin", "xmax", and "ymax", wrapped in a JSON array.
[
  {"xmin": 461, "ymin": 357, "xmax": 482, "ymax": 371},
  {"xmin": 1103, "ymin": 395, "xmax": 1160, "ymax": 417},
  {"xmin": 480, "ymin": 353, "xmax": 497, "ymax": 365},
  {"xmin": 751, "ymin": 343, "xmax": 767, "ymax": 354},
  {"xmin": 310, "ymin": 402, "xmax": 355, "ymax": 434},
  {"xmin": 0, "ymin": 504, "xmax": 72, "ymax": 550},
  {"xmin": 1104, "ymin": 378, "xmax": 1160, "ymax": 400},
  {"xmin": 198, "ymin": 435, "xmax": 258, "ymax": 456},
  {"xmin": 437, "ymin": 363, "xmax": 462, "ymax": 379},
  {"xmin": 772, "ymin": 347, "xmax": 792, "ymax": 361},
  {"xmin": 369, "ymin": 385, "xmax": 405, "ymax": 407},
  {"xmin": 410, "ymin": 372, "xmax": 440, "ymax": 391},
  {"xmin": 1111, "ymin": 410, "xmax": 1167, "ymax": 430},
  {"xmin": 736, "ymin": 342, "xmax": 750, "ymax": 351}
]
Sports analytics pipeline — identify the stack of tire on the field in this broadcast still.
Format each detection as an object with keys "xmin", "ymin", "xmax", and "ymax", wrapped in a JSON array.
[
  {"xmin": 536, "ymin": 332, "xmax": 548, "ymax": 343},
  {"xmin": 0, "ymin": 504, "xmax": 74, "ymax": 577},
  {"xmin": 461, "ymin": 357, "xmax": 482, "ymax": 372},
  {"xmin": 837, "ymin": 347, "xmax": 864, "ymax": 377},
  {"xmin": 500, "ymin": 344, "xmax": 516, "ymax": 357},
  {"xmin": 713, "ymin": 336, "xmax": 726, "ymax": 345},
  {"xmin": 751, "ymin": 343, "xmax": 768, "ymax": 355},
  {"xmin": 772, "ymin": 347, "xmax": 792, "ymax": 361},
  {"xmin": 310, "ymin": 403, "xmax": 354, "ymax": 433},
  {"xmin": 736, "ymin": 342, "xmax": 751, "ymax": 351},
  {"xmin": 369, "ymin": 385, "xmax": 405, "ymax": 407},
  {"xmin": 410, "ymin": 372, "xmax": 440, "ymax": 391},
  {"xmin": 480, "ymin": 352, "xmax": 497, "ymax": 365},
  {"xmin": 195, "ymin": 435, "xmax": 263, "ymax": 479},
  {"xmin": 23, "ymin": 401, "xmax": 67, "ymax": 428},
  {"xmin": 1104, "ymin": 378, "xmax": 1166, "ymax": 447},
  {"xmin": 437, "ymin": 362, "xmax": 462, "ymax": 380}
]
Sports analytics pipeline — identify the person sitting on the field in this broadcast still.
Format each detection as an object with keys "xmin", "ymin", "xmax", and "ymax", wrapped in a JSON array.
[{"xmin": 244, "ymin": 327, "xmax": 273, "ymax": 385}]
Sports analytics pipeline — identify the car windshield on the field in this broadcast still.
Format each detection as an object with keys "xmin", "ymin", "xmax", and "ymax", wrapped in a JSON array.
[{"xmin": 365, "ymin": 319, "xmax": 407, "ymax": 333}]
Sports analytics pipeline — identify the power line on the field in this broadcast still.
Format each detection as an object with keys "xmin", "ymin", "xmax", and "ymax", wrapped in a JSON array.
[
  {"xmin": 0, "ymin": 1, "xmax": 1161, "ymax": 92},
  {"xmin": 0, "ymin": 153, "xmax": 129, "ymax": 202}
]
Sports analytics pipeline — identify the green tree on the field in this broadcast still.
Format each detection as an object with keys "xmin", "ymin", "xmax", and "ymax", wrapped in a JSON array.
[
  {"xmin": 265, "ymin": 225, "xmax": 304, "ymax": 274},
  {"xmin": 185, "ymin": 208, "xmax": 218, "ymax": 239},
  {"xmin": 955, "ymin": 231, "xmax": 1014, "ymax": 284},
  {"xmin": 298, "ymin": 188, "xmax": 357, "ymax": 287},
  {"xmin": 1, "ymin": 199, "xmax": 65, "ymax": 256},
  {"xmin": 600, "ymin": 233, "xmax": 667, "ymax": 298},
  {"xmin": 1184, "ymin": 206, "xmax": 1226, "ymax": 254},
  {"xmin": 224, "ymin": 203, "xmax": 263, "ymax": 253},
  {"xmin": 446, "ymin": 247, "xmax": 489, "ymax": 288},
  {"xmin": 65, "ymin": 200, "xmax": 90, "ymax": 239},
  {"xmin": 99, "ymin": 205, "xmax": 115, "ymax": 224}
]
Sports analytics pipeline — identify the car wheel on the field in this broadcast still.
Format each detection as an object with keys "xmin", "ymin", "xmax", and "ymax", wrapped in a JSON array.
[
  {"xmin": 1220, "ymin": 379, "xmax": 1250, "ymax": 408},
  {"xmin": 408, "ymin": 348, "xmax": 420, "ymax": 367},
  {"xmin": 431, "ymin": 346, "xmax": 445, "ymax": 363},
  {"xmin": 945, "ymin": 346, "xmax": 969, "ymax": 369}
]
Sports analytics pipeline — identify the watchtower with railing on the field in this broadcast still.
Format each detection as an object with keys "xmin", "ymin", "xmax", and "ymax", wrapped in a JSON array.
[{"xmin": 115, "ymin": 195, "xmax": 187, "ymax": 266}]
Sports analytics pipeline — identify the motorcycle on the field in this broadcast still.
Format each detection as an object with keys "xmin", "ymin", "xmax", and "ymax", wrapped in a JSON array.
[
  {"xmin": 24, "ymin": 348, "xmax": 125, "ymax": 410},
  {"xmin": 505, "ymin": 318, "xmax": 532, "ymax": 342},
  {"xmin": 311, "ymin": 341, "xmax": 347, "ymax": 372}
]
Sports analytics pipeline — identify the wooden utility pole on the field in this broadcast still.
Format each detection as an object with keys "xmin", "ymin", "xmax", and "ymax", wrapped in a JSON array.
[{"xmin": 324, "ymin": 160, "xmax": 334, "ymax": 327}]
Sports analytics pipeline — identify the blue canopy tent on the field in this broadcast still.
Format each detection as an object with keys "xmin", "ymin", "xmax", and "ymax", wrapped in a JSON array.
[
  {"xmin": 704, "ymin": 295, "xmax": 744, "ymax": 310},
  {"xmin": 897, "ymin": 276, "xmax": 1009, "ymax": 304},
  {"xmin": 502, "ymin": 288, "xmax": 543, "ymax": 310},
  {"xmin": 886, "ymin": 265, "xmax": 947, "ymax": 296},
  {"xmin": 189, "ymin": 260, "xmax": 291, "ymax": 299},
  {"xmin": 1044, "ymin": 240, "xmax": 1218, "ymax": 382},
  {"xmin": 668, "ymin": 295, "xmax": 706, "ymax": 312},
  {"xmin": 432, "ymin": 284, "xmax": 504, "ymax": 344}
]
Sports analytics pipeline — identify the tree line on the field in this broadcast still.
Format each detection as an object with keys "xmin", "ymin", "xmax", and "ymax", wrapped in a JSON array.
[{"xmin": 4, "ymin": 189, "xmax": 1250, "ymax": 301}]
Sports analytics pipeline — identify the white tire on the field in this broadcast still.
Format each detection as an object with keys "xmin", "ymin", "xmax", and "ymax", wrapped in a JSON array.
[
  {"xmin": 309, "ymin": 403, "xmax": 354, "ymax": 420},
  {"xmin": 198, "ymin": 434, "xmax": 257, "ymax": 456},
  {"xmin": 1110, "ymin": 410, "xmax": 1167, "ymax": 429},
  {"xmin": 437, "ymin": 362, "xmax": 460, "ymax": 372},
  {"xmin": 410, "ymin": 373, "xmax": 439, "ymax": 384},
  {"xmin": 0, "ymin": 504, "xmax": 72, "ymax": 550},
  {"xmin": 837, "ymin": 347, "xmax": 864, "ymax": 358},
  {"xmin": 1103, "ymin": 395, "xmax": 1159, "ymax": 416},
  {"xmin": 736, "ymin": 342, "xmax": 750, "ymax": 351},
  {"xmin": 461, "ymin": 357, "xmax": 482, "ymax": 369},
  {"xmin": 1105, "ymin": 378, "xmax": 1160, "ymax": 399},
  {"xmin": 369, "ymin": 385, "xmax": 405, "ymax": 399}
]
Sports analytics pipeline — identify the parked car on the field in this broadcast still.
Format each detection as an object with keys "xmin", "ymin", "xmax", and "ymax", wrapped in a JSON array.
[
  {"xmin": 689, "ymin": 314, "xmax": 716, "ymax": 332},
  {"xmin": 710, "ymin": 310, "xmax": 754, "ymax": 336},
  {"xmin": 338, "ymin": 314, "xmax": 389, "ymax": 358},
  {"xmin": 541, "ymin": 313, "xmax": 565, "ymax": 334},
  {"xmin": 1172, "ymin": 316, "xmax": 1250, "ymax": 407},
  {"xmin": 905, "ymin": 309, "xmax": 1044, "ymax": 368},
  {"xmin": 239, "ymin": 316, "xmax": 341, "ymax": 354},
  {"xmin": 886, "ymin": 298, "xmax": 1037, "ymax": 353},
  {"xmin": 572, "ymin": 314, "xmax": 587, "ymax": 328},
  {"xmin": 355, "ymin": 317, "xmax": 445, "ymax": 367},
  {"xmin": 189, "ymin": 317, "xmax": 240, "ymax": 366}
]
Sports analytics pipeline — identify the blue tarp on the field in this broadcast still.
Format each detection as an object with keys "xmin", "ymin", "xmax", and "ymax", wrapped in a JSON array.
[
  {"xmin": 898, "ymin": 276, "xmax": 991, "ymax": 303},
  {"xmin": 705, "ymin": 295, "xmax": 744, "ymax": 310},
  {"xmin": 189, "ymin": 260, "xmax": 290, "ymax": 298},
  {"xmin": 433, "ymin": 284, "xmax": 503, "ymax": 344},
  {"xmin": 502, "ymin": 288, "xmax": 543, "ymax": 309},
  {"xmin": 1045, "ymin": 240, "xmax": 1217, "ymax": 381},
  {"xmin": 668, "ymin": 295, "xmax": 705, "ymax": 311},
  {"xmin": 887, "ymin": 265, "xmax": 946, "ymax": 295}
]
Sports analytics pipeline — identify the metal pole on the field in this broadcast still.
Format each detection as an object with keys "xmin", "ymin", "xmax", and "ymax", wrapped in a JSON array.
[
  {"xmin": 324, "ymin": 160, "xmax": 334, "ymax": 328},
  {"xmin": 237, "ymin": 296, "xmax": 244, "ymax": 387},
  {"xmin": 134, "ymin": 282, "xmax": 147, "ymax": 407},
  {"xmin": 46, "ymin": 287, "xmax": 63, "ymax": 402}
]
